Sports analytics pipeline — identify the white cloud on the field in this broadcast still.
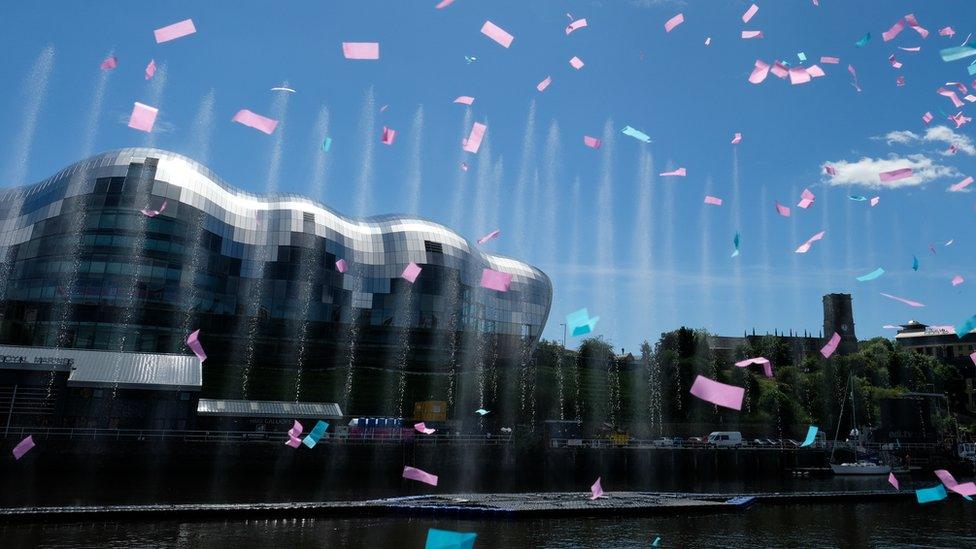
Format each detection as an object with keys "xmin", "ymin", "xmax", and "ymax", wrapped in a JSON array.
[
  {"xmin": 822, "ymin": 154, "xmax": 960, "ymax": 189},
  {"xmin": 875, "ymin": 125, "xmax": 975, "ymax": 155}
]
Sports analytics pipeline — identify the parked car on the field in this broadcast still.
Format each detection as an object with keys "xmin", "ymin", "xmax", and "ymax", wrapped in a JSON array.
[
  {"xmin": 650, "ymin": 437, "xmax": 674, "ymax": 447},
  {"xmin": 707, "ymin": 431, "xmax": 743, "ymax": 447}
]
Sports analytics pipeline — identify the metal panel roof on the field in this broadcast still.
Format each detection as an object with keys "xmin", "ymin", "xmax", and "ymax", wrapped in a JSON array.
[
  {"xmin": 197, "ymin": 398, "xmax": 342, "ymax": 419},
  {"xmin": 0, "ymin": 345, "xmax": 201, "ymax": 391}
]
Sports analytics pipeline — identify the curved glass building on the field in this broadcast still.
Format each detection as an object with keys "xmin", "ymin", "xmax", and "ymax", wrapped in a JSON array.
[{"xmin": 0, "ymin": 149, "xmax": 551, "ymax": 417}]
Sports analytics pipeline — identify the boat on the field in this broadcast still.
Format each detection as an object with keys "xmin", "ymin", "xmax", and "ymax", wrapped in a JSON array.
[{"xmin": 829, "ymin": 373, "xmax": 891, "ymax": 476}]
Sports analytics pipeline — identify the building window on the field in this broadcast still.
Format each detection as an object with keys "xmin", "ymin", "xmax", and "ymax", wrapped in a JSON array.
[{"xmin": 424, "ymin": 241, "xmax": 443, "ymax": 254}]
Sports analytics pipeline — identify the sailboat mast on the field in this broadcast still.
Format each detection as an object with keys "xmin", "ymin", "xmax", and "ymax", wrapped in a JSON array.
[
  {"xmin": 830, "ymin": 373, "xmax": 851, "ymax": 465},
  {"xmin": 850, "ymin": 373, "xmax": 857, "ymax": 462}
]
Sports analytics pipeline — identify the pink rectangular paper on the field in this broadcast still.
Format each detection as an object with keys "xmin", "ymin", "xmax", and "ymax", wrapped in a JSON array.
[
  {"xmin": 807, "ymin": 65, "xmax": 826, "ymax": 78},
  {"xmin": 882, "ymin": 18, "xmax": 906, "ymax": 42},
  {"xmin": 12, "ymin": 435, "xmax": 34, "ymax": 460},
  {"xmin": 949, "ymin": 176, "xmax": 973, "ymax": 192},
  {"xmin": 952, "ymin": 275, "xmax": 964, "ymax": 286},
  {"xmin": 403, "ymin": 465, "xmax": 438, "ymax": 486},
  {"xmin": 342, "ymin": 42, "xmax": 380, "ymax": 60},
  {"xmin": 414, "ymin": 422, "xmax": 435, "ymax": 435},
  {"xmin": 888, "ymin": 54, "xmax": 902, "ymax": 69},
  {"xmin": 789, "ymin": 67, "xmax": 811, "ymax": 85},
  {"xmin": 820, "ymin": 332, "xmax": 841, "ymax": 358},
  {"xmin": 154, "ymin": 19, "xmax": 196, "ymax": 43},
  {"xmin": 880, "ymin": 292, "xmax": 924, "ymax": 307},
  {"xmin": 583, "ymin": 136, "xmax": 602, "ymax": 149},
  {"xmin": 704, "ymin": 195, "xmax": 723, "ymax": 206},
  {"xmin": 735, "ymin": 357, "xmax": 772, "ymax": 378},
  {"xmin": 480, "ymin": 268, "xmax": 512, "ymax": 292},
  {"xmin": 795, "ymin": 230, "xmax": 825, "ymax": 254},
  {"xmin": 477, "ymin": 230, "xmax": 500, "ymax": 244},
  {"xmin": 690, "ymin": 375, "xmax": 744, "ymax": 410},
  {"xmin": 569, "ymin": 56, "xmax": 584, "ymax": 69},
  {"xmin": 453, "ymin": 96, "xmax": 474, "ymax": 105},
  {"xmin": 145, "ymin": 59, "xmax": 156, "ymax": 80},
  {"xmin": 402, "ymin": 262, "xmax": 422, "ymax": 283},
  {"xmin": 742, "ymin": 4, "xmax": 759, "ymax": 23},
  {"xmin": 771, "ymin": 62, "xmax": 789, "ymax": 79},
  {"xmin": 742, "ymin": 30, "xmax": 764, "ymax": 39},
  {"xmin": 481, "ymin": 20, "xmax": 514, "ymax": 48},
  {"xmin": 186, "ymin": 329, "xmax": 207, "ymax": 362},
  {"xmin": 462, "ymin": 122, "xmax": 487, "ymax": 153},
  {"xmin": 731, "ymin": 132, "xmax": 742, "ymax": 144},
  {"xmin": 659, "ymin": 168, "xmax": 686, "ymax": 177},
  {"xmin": 889, "ymin": 473, "xmax": 899, "ymax": 490},
  {"xmin": 128, "ymin": 102, "xmax": 158, "ymax": 133},
  {"xmin": 938, "ymin": 88, "xmax": 964, "ymax": 108},
  {"xmin": 100, "ymin": 56, "xmax": 117, "ymax": 70},
  {"xmin": 288, "ymin": 420, "xmax": 303, "ymax": 439},
  {"xmin": 336, "ymin": 259, "xmax": 348, "ymax": 273},
  {"xmin": 922, "ymin": 112, "xmax": 933, "ymax": 124},
  {"xmin": 381, "ymin": 126, "xmax": 396, "ymax": 145},
  {"xmin": 870, "ymin": 196, "xmax": 880, "ymax": 206},
  {"xmin": 233, "ymin": 109, "xmax": 278, "ymax": 134},
  {"xmin": 566, "ymin": 19, "xmax": 588, "ymax": 35},
  {"xmin": 820, "ymin": 56, "xmax": 840, "ymax": 64},
  {"xmin": 664, "ymin": 13, "xmax": 684, "ymax": 33},
  {"xmin": 824, "ymin": 165, "xmax": 837, "ymax": 175},
  {"xmin": 285, "ymin": 437, "xmax": 301, "ymax": 448},
  {"xmin": 537, "ymin": 76, "xmax": 552, "ymax": 92},
  {"xmin": 590, "ymin": 477, "xmax": 604, "ymax": 500},
  {"xmin": 435, "ymin": 0, "xmax": 455, "ymax": 8},
  {"xmin": 900, "ymin": 46, "xmax": 921, "ymax": 52},
  {"xmin": 798, "ymin": 188, "xmax": 815, "ymax": 209},
  {"xmin": 776, "ymin": 202, "xmax": 791, "ymax": 217},
  {"xmin": 748, "ymin": 60, "xmax": 770, "ymax": 84},
  {"xmin": 879, "ymin": 168, "xmax": 912, "ymax": 182}
]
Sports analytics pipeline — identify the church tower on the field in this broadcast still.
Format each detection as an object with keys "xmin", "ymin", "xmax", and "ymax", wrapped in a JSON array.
[{"xmin": 823, "ymin": 293, "xmax": 858, "ymax": 355}]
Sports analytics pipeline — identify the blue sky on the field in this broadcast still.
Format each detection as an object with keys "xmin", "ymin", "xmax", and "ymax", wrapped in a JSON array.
[{"xmin": 0, "ymin": 1, "xmax": 974, "ymax": 353}]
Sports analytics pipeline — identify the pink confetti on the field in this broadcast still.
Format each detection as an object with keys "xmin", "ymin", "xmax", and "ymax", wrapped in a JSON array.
[
  {"xmin": 690, "ymin": 375, "xmax": 744, "ymax": 411},
  {"xmin": 590, "ymin": 477, "xmax": 604, "ymax": 500},
  {"xmin": 402, "ymin": 262, "xmax": 422, "ymax": 283},
  {"xmin": 742, "ymin": 30, "xmax": 764, "ymax": 39},
  {"xmin": 435, "ymin": 0, "xmax": 455, "ymax": 8},
  {"xmin": 904, "ymin": 14, "xmax": 929, "ymax": 38},
  {"xmin": 381, "ymin": 126, "xmax": 396, "ymax": 145},
  {"xmin": 735, "ymin": 357, "xmax": 773, "ymax": 378},
  {"xmin": 820, "ymin": 56, "xmax": 840, "ymax": 64},
  {"xmin": 288, "ymin": 420, "xmax": 303, "ymax": 439},
  {"xmin": 848, "ymin": 64, "xmax": 862, "ymax": 92},
  {"xmin": 820, "ymin": 332, "xmax": 841, "ymax": 358},
  {"xmin": 480, "ymin": 268, "xmax": 512, "ymax": 292},
  {"xmin": 403, "ymin": 465, "xmax": 438, "ymax": 486},
  {"xmin": 566, "ymin": 18, "xmax": 588, "ymax": 35},
  {"xmin": 806, "ymin": 65, "xmax": 826, "ymax": 78},
  {"xmin": 950, "ymin": 111, "xmax": 972, "ymax": 129},
  {"xmin": 462, "ymin": 122, "xmax": 487, "ymax": 153},
  {"xmin": 186, "ymin": 329, "xmax": 207, "ymax": 362},
  {"xmin": 938, "ymin": 87, "xmax": 965, "ymax": 108},
  {"xmin": 935, "ymin": 469, "xmax": 976, "ymax": 497},
  {"xmin": 704, "ymin": 195, "xmax": 723, "ymax": 206},
  {"xmin": 950, "ymin": 176, "xmax": 974, "ymax": 192},
  {"xmin": 870, "ymin": 196, "xmax": 880, "ymax": 207},
  {"xmin": 536, "ymin": 75, "xmax": 552, "ymax": 92},
  {"xmin": 336, "ymin": 259, "xmax": 348, "ymax": 273},
  {"xmin": 882, "ymin": 18, "xmax": 906, "ymax": 42},
  {"xmin": 414, "ymin": 422, "xmax": 436, "ymax": 435},
  {"xmin": 342, "ymin": 42, "xmax": 379, "ymax": 60},
  {"xmin": 879, "ymin": 168, "xmax": 912, "ymax": 182},
  {"xmin": 922, "ymin": 111, "xmax": 933, "ymax": 124},
  {"xmin": 477, "ymin": 229, "xmax": 500, "ymax": 244},
  {"xmin": 824, "ymin": 166, "xmax": 837, "ymax": 176},
  {"xmin": 100, "ymin": 56, "xmax": 117, "ymax": 70},
  {"xmin": 154, "ymin": 19, "xmax": 196, "ymax": 43},
  {"xmin": 888, "ymin": 54, "xmax": 902, "ymax": 69},
  {"xmin": 659, "ymin": 168, "xmax": 686, "ymax": 177},
  {"xmin": 145, "ymin": 59, "xmax": 156, "ymax": 80},
  {"xmin": 896, "ymin": 75, "xmax": 905, "ymax": 87},
  {"xmin": 899, "ymin": 46, "xmax": 921, "ymax": 52},
  {"xmin": 952, "ymin": 275, "xmax": 965, "ymax": 287},
  {"xmin": 776, "ymin": 201, "xmax": 791, "ymax": 217},
  {"xmin": 880, "ymin": 292, "xmax": 925, "ymax": 308},
  {"xmin": 583, "ymin": 135, "xmax": 602, "ymax": 149},
  {"xmin": 889, "ymin": 473, "xmax": 900, "ymax": 490},
  {"xmin": 453, "ymin": 96, "xmax": 475, "ymax": 105},
  {"xmin": 128, "ymin": 102, "xmax": 158, "ymax": 133},
  {"xmin": 379, "ymin": 104, "xmax": 389, "ymax": 113},
  {"xmin": 233, "ymin": 109, "xmax": 278, "ymax": 134},
  {"xmin": 140, "ymin": 200, "xmax": 167, "ymax": 218},
  {"xmin": 770, "ymin": 62, "xmax": 789, "ymax": 79},
  {"xmin": 569, "ymin": 56, "xmax": 584, "ymax": 69},
  {"xmin": 795, "ymin": 230, "xmax": 826, "ymax": 254},
  {"xmin": 664, "ymin": 13, "xmax": 684, "ymax": 33},
  {"xmin": 742, "ymin": 4, "xmax": 759, "ymax": 23},
  {"xmin": 939, "ymin": 26, "xmax": 956, "ymax": 38},
  {"xmin": 789, "ymin": 67, "xmax": 811, "ymax": 85},
  {"xmin": 12, "ymin": 436, "xmax": 34, "ymax": 460},
  {"xmin": 748, "ymin": 60, "xmax": 770, "ymax": 84},
  {"xmin": 731, "ymin": 132, "xmax": 742, "ymax": 144},
  {"xmin": 798, "ymin": 188, "xmax": 816, "ymax": 209},
  {"xmin": 481, "ymin": 20, "xmax": 514, "ymax": 48}
]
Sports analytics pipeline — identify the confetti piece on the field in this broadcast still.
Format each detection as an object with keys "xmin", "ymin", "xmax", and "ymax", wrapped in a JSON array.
[
  {"xmin": 569, "ymin": 56, "xmax": 584, "ymax": 69},
  {"xmin": 856, "ymin": 268, "xmax": 886, "ymax": 282},
  {"xmin": 567, "ymin": 308, "xmax": 599, "ymax": 336},
  {"xmin": 590, "ymin": 477, "xmax": 604, "ymax": 500},
  {"xmin": 664, "ymin": 13, "xmax": 684, "ymax": 33},
  {"xmin": 748, "ymin": 60, "xmax": 770, "ymax": 84},
  {"xmin": 955, "ymin": 314, "xmax": 976, "ymax": 338},
  {"xmin": 806, "ymin": 65, "xmax": 826, "ymax": 78},
  {"xmin": 775, "ymin": 201, "xmax": 791, "ymax": 217},
  {"xmin": 848, "ymin": 64, "xmax": 862, "ymax": 92},
  {"xmin": 480, "ymin": 268, "xmax": 512, "ymax": 292},
  {"xmin": 690, "ymin": 375, "xmax": 744, "ymax": 410},
  {"xmin": 938, "ymin": 87, "xmax": 965, "ymax": 108},
  {"xmin": 889, "ymin": 473, "xmax": 900, "ymax": 490},
  {"xmin": 879, "ymin": 168, "xmax": 913, "ymax": 182},
  {"xmin": 323, "ymin": 137, "xmax": 333, "ymax": 151},
  {"xmin": 731, "ymin": 232, "xmax": 740, "ymax": 257},
  {"xmin": 705, "ymin": 37, "xmax": 712, "ymax": 46},
  {"xmin": 621, "ymin": 126, "xmax": 652, "ymax": 143},
  {"xmin": 402, "ymin": 262, "xmax": 422, "ymax": 283},
  {"xmin": 855, "ymin": 33, "xmax": 871, "ymax": 47},
  {"xmin": 302, "ymin": 421, "xmax": 329, "ymax": 448},
  {"xmin": 475, "ymin": 408, "xmax": 490, "ymax": 416},
  {"xmin": 336, "ymin": 259, "xmax": 347, "ymax": 273},
  {"xmin": 899, "ymin": 46, "xmax": 921, "ymax": 52},
  {"xmin": 742, "ymin": 30, "xmax": 764, "ymax": 39},
  {"xmin": 285, "ymin": 420, "xmax": 303, "ymax": 448},
  {"xmin": 566, "ymin": 18, "xmax": 588, "ymax": 35},
  {"xmin": 128, "ymin": 102, "xmax": 158, "ymax": 133},
  {"xmin": 435, "ymin": 0, "xmax": 455, "ymax": 8},
  {"xmin": 186, "ymin": 329, "xmax": 207, "ymax": 362},
  {"xmin": 453, "ymin": 96, "xmax": 475, "ymax": 105},
  {"xmin": 949, "ymin": 176, "xmax": 973, "ymax": 192},
  {"xmin": 849, "ymin": 195, "xmax": 868, "ymax": 202},
  {"xmin": 477, "ymin": 229, "xmax": 500, "ymax": 244},
  {"xmin": 232, "ymin": 109, "xmax": 278, "ymax": 134},
  {"xmin": 154, "ymin": 19, "xmax": 196, "ymax": 43},
  {"xmin": 871, "ymin": 196, "xmax": 880, "ymax": 206},
  {"xmin": 583, "ymin": 136, "xmax": 602, "ymax": 149},
  {"xmin": 795, "ymin": 230, "xmax": 825, "ymax": 254},
  {"xmin": 940, "ymin": 27, "xmax": 956, "ymax": 38},
  {"xmin": 481, "ymin": 20, "xmax": 514, "ymax": 48},
  {"xmin": 798, "ymin": 188, "xmax": 816, "ymax": 209},
  {"xmin": 659, "ymin": 168, "xmax": 686, "ymax": 177},
  {"xmin": 100, "ymin": 56, "xmax": 117, "ymax": 70},
  {"xmin": 140, "ymin": 200, "xmax": 167, "ymax": 218},
  {"xmin": 145, "ymin": 59, "xmax": 156, "ymax": 80},
  {"xmin": 821, "ymin": 56, "xmax": 839, "ymax": 64},
  {"xmin": 800, "ymin": 425, "xmax": 820, "ymax": 446},
  {"xmin": 414, "ymin": 422, "xmax": 436, "ymax": 435},
  {"xmin": 888, "ymin": 54, "xmax": 902, "ymax": 69},
  {"xmin": 922, "ymin": 111, "xmax": 933, "ymax": 123},
  {"xmin": 731, "ymin": 132, "xmax": 742, "ymax": 144},
  {"xmin": 704, "ymin": 195, "xmax": 723, "ymax": 206},
  {"xmin": 381, "ymin": 126, "xmax": 396, "ymax": 145},
  {"xmin": 882, "ymin": 19, "xmax": 906, "ymax": 42},
  {"xmin": 403, "ymin": 465, "xmax": 438, "ymax": 486},
  {"xmin": 462, "ymin": 122, "xmax": 487, "ymax": 153},
  {"xmin": 912, "ymin": 256, "xmax": 919, "ymax": 271},
  {"xmin": 896, "ymin": 75, "xmax": 905, "ymax": 86},
  {"xmin": 735, "ymin": 357, "xmax": 772, "ymax": 378},
  {"xmin": 537, "ymin": 75, "xmax": 552, "ymax": 92},
  {"xmin": 881, "ymin": 292, "xmax": 925, "ymax": 307},
  {"xmin": 342, "ymin": 42, "xmax": 379, "ymax": 60},
  {"xmin": 939, "ymin": 42, "xmax": 976, "ymax": 62},
  {"xmin": 789, "ymin": 66, "xmax": 811, "ymax": 85},
  {"xmin": 952, "ymin": 275, "xmax": 965, "ymax": 286},
  {"xmin": 798, "ymin": 52, "xmax": 807, "ymax": 61},
  {"xmin": 425, "ymin": 529, "xmax": 477, "ymax": 549},
  {"xmin": 742, "ymin": 4, "xmax": 759, "ymax": 24},
  {"xmin": 916, "ymin": 484, "xmax": 947, "ymax": 504}
]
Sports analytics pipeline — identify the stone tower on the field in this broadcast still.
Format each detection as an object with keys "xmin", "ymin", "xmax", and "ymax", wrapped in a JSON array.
[{"xmin": 823, "ymin": 293, "xmax": 858, "ymax": 355}]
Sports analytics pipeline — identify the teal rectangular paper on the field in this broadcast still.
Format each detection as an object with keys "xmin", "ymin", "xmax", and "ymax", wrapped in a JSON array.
[
  {"xmin": 800, "ymin": 425, "xmax": 818, "ymax": 447},
  {"xmin": 322, "ymin": 137, "xmax": 333, "ymax": 151},
  {"xmin": 426, "ymin": 528, "xmax": 478, "ymax": 549},
  {"xmin": 855, "ymin": 33, "xmax": 871, "ymax": 47},
  {"xmin": 621, "ymin": 125, "xmax": 652, "ymax": 143},
  {"xmin": 856, "ymin": 268, "xmax": 885, "ymax": 282},
  {"xmin": 940, "ymin": 43, "xmax": 976, "ymax": 62},
  {"xmin": 916, "ymin": 484, "xmax": 947, "ymax": 504},
  {"xmin": 955, "ymin": 314, "xmax": 976, "ymax": 339},
  {"xmin": 302, "ymin": 420, "xmax": 329, "ymax": 448}
]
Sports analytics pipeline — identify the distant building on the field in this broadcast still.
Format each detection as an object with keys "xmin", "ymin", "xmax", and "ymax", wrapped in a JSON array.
[{"xmin": 894, "ymin": 320, "xmax": 976, "ymax": 412}]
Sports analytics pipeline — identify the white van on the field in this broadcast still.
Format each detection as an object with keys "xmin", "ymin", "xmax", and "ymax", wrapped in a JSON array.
[{"xmin": 706, "ymin": 431, "xmax": 743, "ymax": 447}]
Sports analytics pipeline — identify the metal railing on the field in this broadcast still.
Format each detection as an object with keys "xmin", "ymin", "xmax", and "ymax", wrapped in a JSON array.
[{"xmin": 547, "ymin": 437, "xmax": 948, "ymax": 452}]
